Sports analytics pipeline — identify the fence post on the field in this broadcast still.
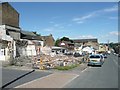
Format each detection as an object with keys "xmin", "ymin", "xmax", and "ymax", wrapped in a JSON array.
[{"xmin": 39, "ymin": 57, "xmax": 43, "ymax": 70}]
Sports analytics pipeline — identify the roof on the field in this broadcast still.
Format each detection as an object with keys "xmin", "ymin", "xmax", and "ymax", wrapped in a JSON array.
[
  {"xmin": 73, "ymin": 39, "xmax": 98, "ymax": 43},
  {"xmin": 21, "ymin": 31, "xmax": 37, "ymax": 36},
  {"xmin": 21, "ymin": 31, "xmax": 42, "ymax": 40},
  {"xmin": 41, "ymin": 36, "xmax": 55, "ymax": 41}
]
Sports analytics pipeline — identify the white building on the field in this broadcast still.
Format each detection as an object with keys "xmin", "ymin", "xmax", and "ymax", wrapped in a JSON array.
[{"xmin": 0, "ymin": 25, "xmax": 13, "ymax": 61}]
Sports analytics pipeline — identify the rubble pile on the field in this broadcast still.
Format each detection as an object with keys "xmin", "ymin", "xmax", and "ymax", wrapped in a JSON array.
[
  {"xmin": 33, "ymin": 54, "xmax": 84, "ymax": 69},
  {"xmin": 11, "ymin": 52, "xmax": 86, "ymax": 70},
  {"xmin": 13, "ymin": 56, "xmax": 32, "ymax": 67}
]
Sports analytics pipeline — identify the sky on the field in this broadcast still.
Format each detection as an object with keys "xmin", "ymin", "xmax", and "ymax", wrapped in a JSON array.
[{"xmin": 9, "ymin": 2, "xmax": 118, "ymax": 43}]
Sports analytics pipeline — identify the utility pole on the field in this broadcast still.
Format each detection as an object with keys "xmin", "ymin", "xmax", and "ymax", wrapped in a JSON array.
[{"xmin": 108, "ymin": 40, "xmax": 110, "ymax": 50}]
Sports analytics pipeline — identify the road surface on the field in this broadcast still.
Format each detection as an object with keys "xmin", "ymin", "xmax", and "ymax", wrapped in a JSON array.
[
  {"xmin": 2, "ymin": 68, "xmax": 51, "ymax": 88},
  {"xmin": 64, "ymin": 53, "xmax": 118, "ymax": 88}
]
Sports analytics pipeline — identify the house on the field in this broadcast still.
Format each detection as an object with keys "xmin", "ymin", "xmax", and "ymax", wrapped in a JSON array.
[
  {"xmin": 51, "ymin": 46, "xmax": 67, "ymax": 54},
  {"xmin": 97, "ymin": 45, "xmax": 108, "ymax": 53},
  {"xmin": 73, "ymin": 38, "xmax": 99, "ymax": 50},
  {"xmin": 0, "ymin": 2, "xmax": 55, "ymax": 60},
  {"xmin": 21, "ymin": 31, "xmax": 37, "ymax": 40},
  {"xmin": 0, "ymin": 26, "xmax": 13, "ymax": 61},
  {"xmin": 0, "ymin": 2, "xmax": 21, "ymax": 40},
  {"xmin": 59, "ymin": 41, "xmax": 74, "ymax": 50},
  {"xmin": 0, "ymin": 2, "xmax": 21, "ymax": 61},
  {"xmin": 41, "ymin": 34, "xmax": 55, "ymax": 47},
  {"xmin": 0, "ymin": 2, "xmax": 19, "ymax": 27},
  {"xmin": 19, "ymin": 30, "xmax": 44, "ymax": 56}
]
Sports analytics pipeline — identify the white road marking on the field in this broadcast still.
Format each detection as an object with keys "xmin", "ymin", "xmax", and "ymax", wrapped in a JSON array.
[
  {"xmin": 61, "ymin": 74, "xmax": 79, "ymax": 88},
  {"xmin": 113, "ymin": 58, "xmax": 120, "ymax": 69},
  {"xmin": 81, "ymin": 67, "xmax": 89, "ymax": 72}
]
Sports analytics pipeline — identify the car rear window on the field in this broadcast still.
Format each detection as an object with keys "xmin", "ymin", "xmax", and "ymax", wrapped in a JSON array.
[{"xmin": 90, "ymin": 55, "xmax": 100, "ymax": 58}]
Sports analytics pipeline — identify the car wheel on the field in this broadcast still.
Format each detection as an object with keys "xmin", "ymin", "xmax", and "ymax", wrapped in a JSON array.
[
  {"xmin": 87, "ymin": 64, "xmax": 90, "ymax": 66},
  {"xmin": 99, "ymin": 65, "xmax": 102, "ymax": 67}
]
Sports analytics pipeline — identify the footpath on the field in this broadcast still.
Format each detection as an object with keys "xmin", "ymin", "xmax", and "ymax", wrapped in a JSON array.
[
  {"xmin": 3, "ymin": 63, "xmax": 88, "ymax": 88},
  {"xmin": 15, "ymin": 73, "xmax": 79, "ymax": 88}
]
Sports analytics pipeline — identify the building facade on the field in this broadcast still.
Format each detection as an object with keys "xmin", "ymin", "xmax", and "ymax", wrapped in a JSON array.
[
  {"xmin": 1, "ymin": 2, "xmax": 19, "ymax": 27},
  {"xmin": 0, "ymin": 2, "xmax": 21, "ymax": 61},
  {"xmin": 73, "ymin": 39, "xmax": 99, "ymax": 50},
  {"xmin": 41, "ymin": 34, "xmax": 55, "ymax": 47}
]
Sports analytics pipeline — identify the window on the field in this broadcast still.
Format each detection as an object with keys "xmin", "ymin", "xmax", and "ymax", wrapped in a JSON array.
[{"xmin": 90, "ymin": 55, "xmax": 100, "ymax": 58}]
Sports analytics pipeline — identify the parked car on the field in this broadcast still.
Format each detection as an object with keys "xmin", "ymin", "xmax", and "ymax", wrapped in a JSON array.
[
  {"xmin": 64, "ymin": 52, "xmax": 73, "ymax": 55},
  {"xmin": 88, "ymin": 54, "xmax": 104, "ymax": 66},
  {"xmin": 73, "ymin": 52, "xmax": 81, "ymax": 57},
  {"xmin": 102, "ymin": 53, "xmax": 107, "ymax": 58},
  {"xmin": 118, "ymin": 54, "xmax": 120, "ymax": 57}
]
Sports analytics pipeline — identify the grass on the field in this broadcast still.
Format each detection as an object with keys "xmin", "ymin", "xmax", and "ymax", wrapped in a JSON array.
[{"xmin": 55, "ymin": 64, "xmax": 79, "ymax": 70}]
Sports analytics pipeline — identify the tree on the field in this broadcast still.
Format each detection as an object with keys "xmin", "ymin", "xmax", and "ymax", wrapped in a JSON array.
[
  {"xmin": 55, "ymin": 38, "xmax": 61, "ymax": 46},
  {"xmin": 55, "ymin": 37, "xmax": 74, "ymax": 46},
  {"xmin": 109, "ymin": 42, "xmax": 120, "ymax": 54},
  {"xmin": 60, "ymin": 37, "xmax": 73, "ymax": 43},
  {"xmin": 61, "ymin": 37, "xmax": 70, "ymax": 41}
]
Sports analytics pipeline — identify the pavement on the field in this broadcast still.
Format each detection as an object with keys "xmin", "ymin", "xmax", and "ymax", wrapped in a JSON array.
[
  {"xmin": 2, "ymin": 63, "xmax": 88, "ymax": 88},
  {"xmin": 15, "ymin": 73, "xmax": 79, "ymax": 88}
]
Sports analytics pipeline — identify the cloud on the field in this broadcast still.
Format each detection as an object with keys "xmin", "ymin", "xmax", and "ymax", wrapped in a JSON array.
[
  {"xmin": 109, "ymin": 31, "xmax": 120, "ymax": 36},
  {"xmin": 103, "ymin": 5, "xmax": 118, "ymax": 12},
  {"xmin": 72, "ymin": 12, "xmax": 97, "ymax": 24},
  {"xmin": 43, "ymin": 27, "xmax": 54, "ymax": 32},
  {"xmin": 72, "ymin": 35, "xmax": 96, "ymax": 39},
  {"xmin": 72, "ymin": 5, "xmax": 118, "ymax": 23},
  {"xmin": 59, "ymin": 26, "xmax": 64, "ymax": 29},
  {"xmin": 54, "ymin": 24, "xmax": 60, "ymax": 27},
  {"xmin": 67, "ymin": 24, "xmax": 72, "ymax": 26},
  {"xmin": 73, "ymin": 13, "xmax": 95, "ymax": 22},
  {"xmin": 76, "ymin": 21, "xmax": 84, "ymax": 24},
  {"xmin": 49, "ymin": 21, "xmax": 54, "ymax": 24},
  {"xmin": 99, "ymin": 31, "xmax": 119, "ymax": 43},
  {"xmin": 100, "ymin": 31, "xmax": 119, "ymax": 38},
  {"xmin": 43, "ymin": 26, "xmax": 66, "ymax": 33},
  {"xmin": 53, "ymin": 23, "xmax": 65, "ymax": 29},
  {"xmin": 51, "ymin": 16, "xmax": 60, "ymax": 20},
  {"xmin": 108, "ymin": 16, "xmax": 118, "ymax": 20}
]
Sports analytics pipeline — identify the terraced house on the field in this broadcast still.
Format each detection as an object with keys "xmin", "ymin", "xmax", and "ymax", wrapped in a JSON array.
[
  {"xmin": 0, "ymin": 2, "xmax": 21, "ymax": 61},
  {"xmin": 73, "ymin": 38, "xmax": 99, "ymax": 50},
  {"xmin": 0, "ymin": 2, "xmax": 55, "ymax": 61}
]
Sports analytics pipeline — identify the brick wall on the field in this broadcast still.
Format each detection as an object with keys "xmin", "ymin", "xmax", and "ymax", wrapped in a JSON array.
[{"xmin": 0, "ymin": 2, "xmax": 19, "ymax": 27}]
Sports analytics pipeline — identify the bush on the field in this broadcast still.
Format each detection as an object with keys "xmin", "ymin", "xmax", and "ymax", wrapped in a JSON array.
[{"xmin": 55, "ymin": 64, "xmax": 78, "ymax": 70}]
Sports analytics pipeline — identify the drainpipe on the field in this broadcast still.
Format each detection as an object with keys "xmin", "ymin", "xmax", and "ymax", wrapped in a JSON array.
[{"xmin": 13, "ymin": 40, "xmax": 16, "ymax": 59}]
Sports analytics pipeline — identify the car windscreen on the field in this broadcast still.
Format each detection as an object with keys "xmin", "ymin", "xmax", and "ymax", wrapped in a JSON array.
[{"xmin": 90, "ymin": 55, "xmax": 100, "ymax": 58}]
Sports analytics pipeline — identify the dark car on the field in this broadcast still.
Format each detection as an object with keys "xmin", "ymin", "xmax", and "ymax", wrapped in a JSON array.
[
  {"xmin": 73, "ymin": 52, "xmax": 81, "ymax": 57},
  {"xmin": 118, "ymin": 54, "xmax": 120, "ymax": 57},
  {"xmin": 102, "ymin": 53, "xmax": 107, "ymax": 58}
]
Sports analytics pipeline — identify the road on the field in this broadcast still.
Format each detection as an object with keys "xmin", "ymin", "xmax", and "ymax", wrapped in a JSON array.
[
  {"xmin": 2, "ymin": 68, "xmax": 51, "ymax": 88},
  {"xmin": 64, "ymin": 53, "xmax": 118, "ymax": 88}
]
